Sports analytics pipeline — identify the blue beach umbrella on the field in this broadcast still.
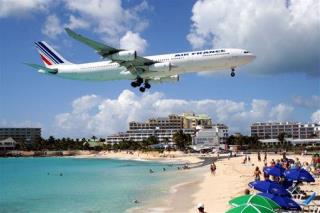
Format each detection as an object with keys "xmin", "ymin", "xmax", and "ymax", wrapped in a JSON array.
[
  {"xmin": 284, "ymin": 168, "xmax": 315, "ymax": 182},
  {"xmin": 248, "ymin": 180, "xmax": 291, "ymax": 197},
  {"xmin": 263, "ymin": 166, "xmax": 285, "ymax": 177},
  {"xmin": 258, "ymin": 193, "xmax": 301, "ymax": 210}
]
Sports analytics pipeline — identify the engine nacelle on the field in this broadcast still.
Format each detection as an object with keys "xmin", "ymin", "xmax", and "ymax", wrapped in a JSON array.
[
  {"xmin": 149, "ymin": 62, "xmax": 172, "ymax": 72},
  {"xmin": 110, "ymin": 50, "xmax": 137, "ymax": 61},
  {"xmin": 149, "ymin": 75, "xmax": 179, "ymax": 84}
]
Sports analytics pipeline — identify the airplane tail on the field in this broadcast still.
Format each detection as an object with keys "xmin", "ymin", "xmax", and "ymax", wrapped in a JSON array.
[{"xmin": 34, "ymin": 41, "xmax": 72, "ymax": 67}]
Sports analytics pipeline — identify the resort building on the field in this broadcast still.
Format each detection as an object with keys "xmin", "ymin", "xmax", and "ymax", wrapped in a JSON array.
[
  {"xmin": 182, "ymin": 113, "xmax": 212, "ymax": 129},
  {"xmin": 259, "ymin": 138, "xmax": 320, "ymax": 147},
  {"xmin": 0, "ymin": 137, "xmax": 17, "ymax": 150},
  {"xmin": 106, "ymin": 113, "xmax": 212, "ymax": 145},
  {"xmin": 250, "ymin": 122, "xmax": 319, "ymax": 139},
  {"xmin": 106, "ymin": 128, "xmax": 195, "ymax": 144},
  {"xmin": 0, "ymin": 128, "xmax": 41, "ymax": 145},
  {"xmin": 129, "ymin": 114, "xmax": 183, "ymax": 130}
]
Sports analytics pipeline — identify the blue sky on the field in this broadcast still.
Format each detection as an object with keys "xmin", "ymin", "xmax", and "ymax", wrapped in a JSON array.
[{"xmin": 0, "ymin": 0, "xmax": 319, "ymax": 138}]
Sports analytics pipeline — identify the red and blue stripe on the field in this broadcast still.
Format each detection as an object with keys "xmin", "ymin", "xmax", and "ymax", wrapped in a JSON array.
[{"xmin": 35, "ymin": 41, "xmax": 64, "ymax": 64}]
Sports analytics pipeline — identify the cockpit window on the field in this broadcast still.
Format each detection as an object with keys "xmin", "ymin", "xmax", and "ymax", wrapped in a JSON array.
[{"xmin": 244, "ymin": 51, "xmax": 250, "ymax": 54}]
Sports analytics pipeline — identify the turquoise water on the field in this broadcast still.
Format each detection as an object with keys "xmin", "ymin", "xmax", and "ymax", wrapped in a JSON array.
[{"xmin": 0, "ymin": 157, "xmax": 180, "ymax": 213}]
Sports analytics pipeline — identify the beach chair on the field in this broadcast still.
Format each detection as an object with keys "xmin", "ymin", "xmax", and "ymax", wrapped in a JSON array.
[{"xmin": 296, "ymin": 192, "xmax": 317, "ymax": 212}]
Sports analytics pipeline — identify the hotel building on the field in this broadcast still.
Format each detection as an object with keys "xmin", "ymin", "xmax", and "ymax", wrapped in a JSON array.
[
  {"xmin": 250, "ymin": 122, "xmax": 319, "ymax": 139},
  {"xmin": 0, "ymin": 128, "xmax": 41, "ymax": 144},
  {"xmin": 106, "ymin": 113, "xmax": 212, "ymax": 145}
]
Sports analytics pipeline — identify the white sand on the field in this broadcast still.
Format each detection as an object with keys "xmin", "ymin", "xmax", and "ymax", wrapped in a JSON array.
[{"xmin": 187, "ymin": 153, "xmax": 320, "ymax": 213}]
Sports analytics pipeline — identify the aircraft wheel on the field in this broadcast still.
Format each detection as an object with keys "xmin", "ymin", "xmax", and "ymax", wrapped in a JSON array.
[
  {"xmin": 231, "ymin": 72, "xmax": 235, "ymax": 77},
  {"xmin": 139, "ymin": 87, "xmax": 146, "ymax": 93},
  {"xmin": 145, "ymin": 82, "xmax": 151, "ymax": 89},
  {"xmin": 131, "ymin": 82, "xmax": 138, "ymax": 88}
]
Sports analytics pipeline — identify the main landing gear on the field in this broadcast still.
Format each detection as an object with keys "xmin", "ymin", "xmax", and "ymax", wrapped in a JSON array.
[
  {"xmin": 131, "ymin": 77, "xmax": 151, "ymax": 93},
  {"xmin": 231, "ymin": 68, "xmax": 236, "ymax": 77}
]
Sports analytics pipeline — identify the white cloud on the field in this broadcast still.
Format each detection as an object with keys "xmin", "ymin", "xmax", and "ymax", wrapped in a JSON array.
[
  {"xmin": 311, "ymin": 110, "xmax": 320, "ymax": 123},
  {"xmin": 0, "ymin": 0, "xmax": 52, "ymax": 18},
  {"xmin": 187, "ymin": 0, "xmax": 320, "ymax": 76},
  {"xmin": 62, "ymin": 0, "xmax": 150, "ymax": 45},
  {"xmin": 65, "ymin": 15, "xmax": 90, "ymax": 30},
  {"xmin": 120, "ymin": 31, "xmax": 148, "ymax": 54},
  {"xmin": 293, "ymin": 95, "xmax": 320, "ymax": 109},
  {"xmin": 53, "ymin": 90, "xmax": 296, "ymax": 137},
  {"xmin": 42, "ymin": 14, "xmax": 63, "ymax": 38}
]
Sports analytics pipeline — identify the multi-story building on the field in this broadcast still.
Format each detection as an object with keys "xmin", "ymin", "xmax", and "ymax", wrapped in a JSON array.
[
  {"xmin": 182, "ymin": 113, "xmax": 212, "ymax": 129},
  {"xmin": 251, "ymin": 122, "xmax": 319, "ymax": 139},
  {"xmin": 129, "ymin": 114, "xmax": 183, "ymax": 130},
  {"xmin": 106, "ymin": 113, "xmax": 211, "ymax": 145},
  {"xmin": 0, "ymin": 128, "xmax": 41, "ymax": 144},
  {"xmin": 212, "ymin": 124, "xmax": 229, "ymax": 144},
  {"xmin": 106, "ymin": 128, "xmax": 195, "ymax": 144}
]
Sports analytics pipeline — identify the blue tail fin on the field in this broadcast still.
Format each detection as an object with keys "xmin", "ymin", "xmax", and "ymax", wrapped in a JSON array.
[{"xmin": 34, "ymin": 41, "xmax": 72, "ymax": 67}]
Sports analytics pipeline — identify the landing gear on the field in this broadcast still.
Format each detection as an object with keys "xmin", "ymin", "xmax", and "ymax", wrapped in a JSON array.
[
  {"xmin": 139, "ymin": 87, "xmax": 146, "ymax": 93},
  {"xmin": 144, "ymin": 81, "xmax": 151, "ymax": 89},
  {"xmin": 231, "ymin": 68, "xmax": 235, "ymax": 77},
  {"xmin": 131, "ymin": 77, "xmax": 143, "ymax": 88},
  {"xmin": 131, "ymin": 77, "xmax": 151, "ymax": 92}
]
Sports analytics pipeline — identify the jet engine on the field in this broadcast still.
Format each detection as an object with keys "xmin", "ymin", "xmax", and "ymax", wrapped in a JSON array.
[
  {"xmin": 110, "ymin": 50, "xmax": 137, "ymax": 61},
  {"xmin": 149, "ymin": 75, "xmax": 179, "ymax": 84},
  {"xmin": 148, "ymin": 62, "xmax": 172, "ymax": 72}
]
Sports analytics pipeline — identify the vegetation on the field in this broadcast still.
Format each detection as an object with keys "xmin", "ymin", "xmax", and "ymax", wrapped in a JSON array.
[
  {"xmin": 17, "ymin": 135, "xmax": 162, "ymax": 152},
  {"xmin": 172, "ymin": 130, "xmax": 191, "ymax": 150}
]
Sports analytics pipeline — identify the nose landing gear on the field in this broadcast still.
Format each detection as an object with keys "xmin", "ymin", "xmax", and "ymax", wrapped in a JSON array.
[{"xmin": 231, "ymin": 68, "xmax": 236, "ymax": 77}]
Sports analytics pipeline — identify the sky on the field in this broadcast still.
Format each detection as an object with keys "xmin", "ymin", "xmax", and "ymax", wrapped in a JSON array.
[{"xmin": 0, "ymin": 0, "xmax": 319, "ymax": 138}]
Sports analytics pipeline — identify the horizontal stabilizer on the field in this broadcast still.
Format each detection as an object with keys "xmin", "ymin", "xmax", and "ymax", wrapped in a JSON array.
[{"xmin": 24, "ymin": 63, "xmax": 58, "ymax": 74}]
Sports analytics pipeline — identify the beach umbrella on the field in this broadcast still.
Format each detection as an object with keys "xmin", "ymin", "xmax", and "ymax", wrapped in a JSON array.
[
  {"xmin": 248, "ymin": 180, "xmax": 291, "ymax": 197},
  {"xmin": 263, "ymin": 166, "xmax": 285, "ymax": 177},
  {"xmin": 226, "ymin": 203, "xmax": 276, "ymax": 213},
  {"xmin": 284, "ymin": 168, "xmax": 315, "ymax": 182},
  {"xmin": 229, "ymin": 194, "xmax": 280, "ymax": 210},
  {"xmin": 258, "ymin": 193, "xmax": 301, "ymax": 210}
]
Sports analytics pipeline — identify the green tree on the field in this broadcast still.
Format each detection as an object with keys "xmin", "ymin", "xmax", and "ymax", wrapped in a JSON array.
[
  {"xmin": 173, "ymin": 130, "xmax": 191, "ymax": 150},
  {"xmin": 278, "ymin": 132, "xmax": 286, "ymax": 148}
]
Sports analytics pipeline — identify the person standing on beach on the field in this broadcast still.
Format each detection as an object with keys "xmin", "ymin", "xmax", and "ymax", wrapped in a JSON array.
[
  {"xmin": 264, "ymin": 152, "xmax": 267, "ymax": 163},
  {"xmin": 253, "ymin": 166, "xmax": 262, "ymax": 181},
  {"xmin": 263, "ymin": 163, "xmax": 270, "ymax": 180},
  {"xmin": 258, "ymin": 152, "xmax": 261, "ymax": 162},
  {"xmin": 210, "ymin": 162, "xmax": 216, "ymax": 175}
]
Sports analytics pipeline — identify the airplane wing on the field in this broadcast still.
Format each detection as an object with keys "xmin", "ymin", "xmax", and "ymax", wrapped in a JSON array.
[{"xmin": 65, "ymin": 28, "xmax": 155, "ymax": 72}]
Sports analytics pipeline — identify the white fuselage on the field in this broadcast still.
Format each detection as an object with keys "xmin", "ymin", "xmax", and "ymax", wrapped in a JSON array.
[{"xmin": 46, "ymin": 48, "xmax": 255, "ymax": 81}]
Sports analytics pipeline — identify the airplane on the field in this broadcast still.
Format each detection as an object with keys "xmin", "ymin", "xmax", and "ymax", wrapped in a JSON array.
[{"xmin": 26, "ymin": 28, "xmax": 256, "ymax": 92}]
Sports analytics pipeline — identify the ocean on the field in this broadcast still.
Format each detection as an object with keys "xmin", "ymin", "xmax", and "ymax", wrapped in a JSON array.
[{"xmin": 0, "ymin": 157, "xmax": 183, "ymax": 213}]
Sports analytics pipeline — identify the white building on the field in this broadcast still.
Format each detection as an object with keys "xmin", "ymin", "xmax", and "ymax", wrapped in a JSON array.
[
  {"xmin": 259, "ymin": 138, "xmax": 320, "ymax": 146},
  {"xmin": 212, "ymin": 124, "xmax": 229, "ymax": 144},
  {"xmin": 0, "ymin": 137, "xmax": 17, "ymax": 150},
  {"xmin": 251, "ymin": 122, "xmax": 319, "ymax": 139},
  {"xmin": 106, "ymin": 128, "xmax": 195, "ymax": 145},
  {"xmin": 192, "ymin": 128, "xmax": 220, "ymax": 149}
]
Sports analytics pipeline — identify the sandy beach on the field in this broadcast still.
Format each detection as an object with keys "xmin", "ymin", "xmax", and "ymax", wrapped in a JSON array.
[
  {"xmin": 127, "ymin": 152, "xmax": 319, "ymax": 213},
  {"xmin": 187, "ymin": 153, "xmax": 319, "ymax": 213}
]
